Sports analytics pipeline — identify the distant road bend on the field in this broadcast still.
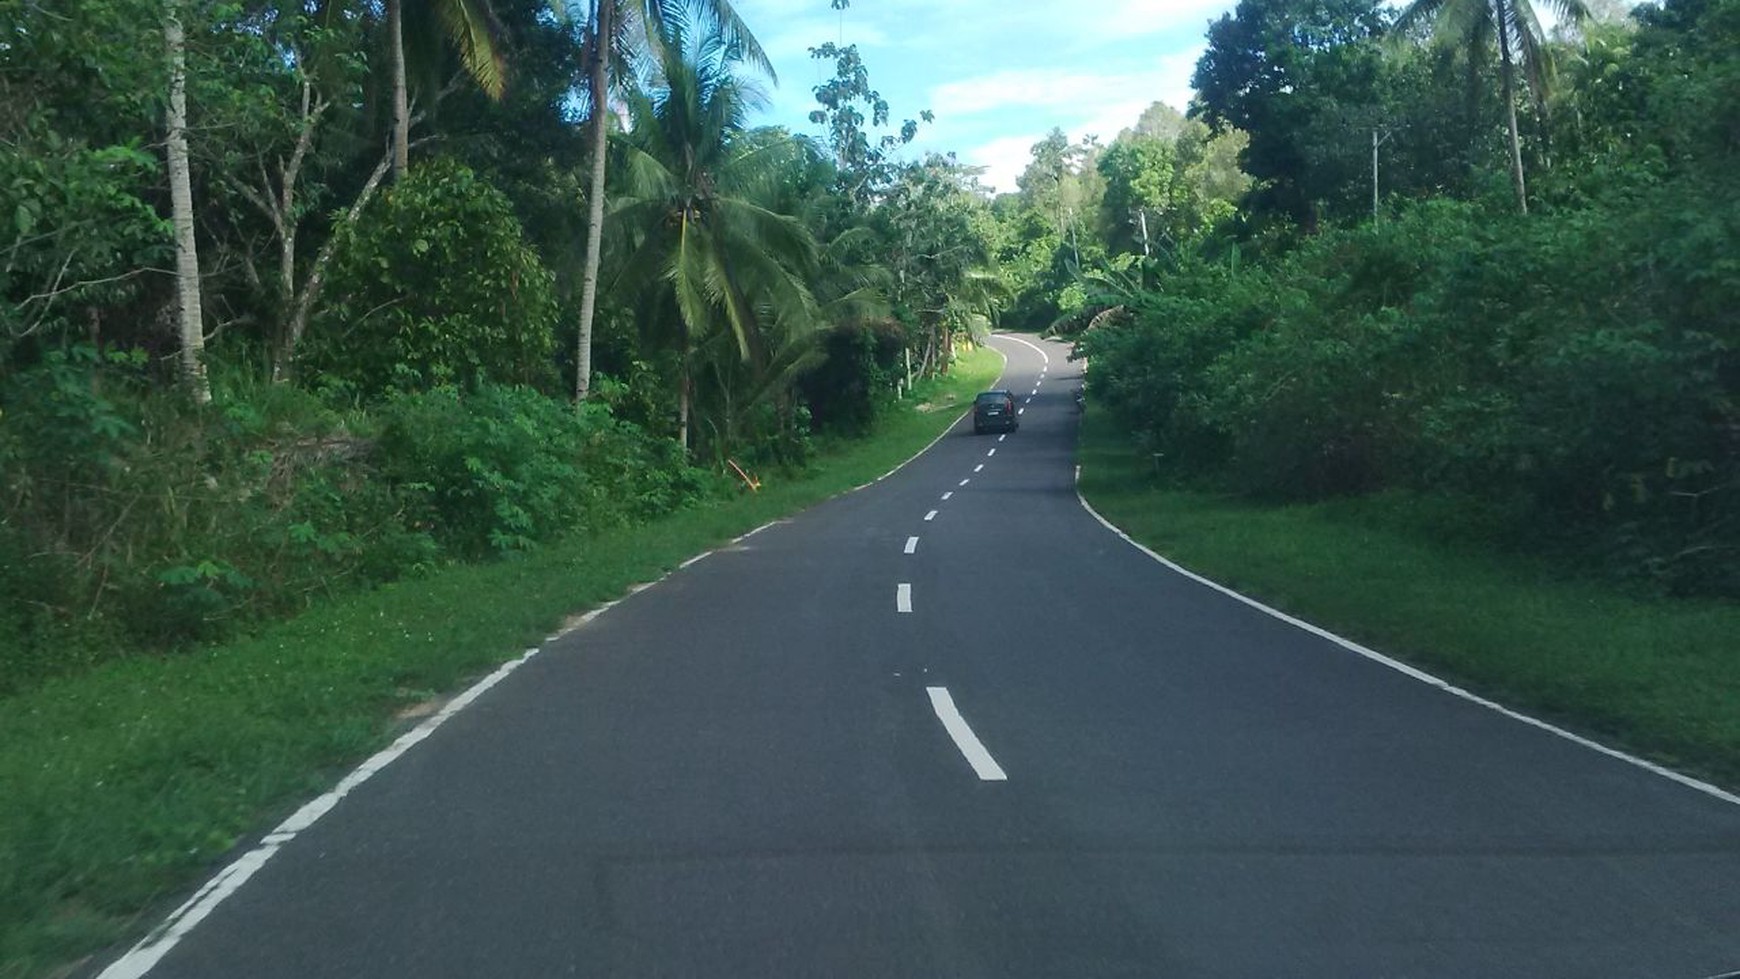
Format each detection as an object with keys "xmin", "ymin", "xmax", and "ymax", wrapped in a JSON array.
[{"xmin": 99, "ymin": 334, "xmax": 1740, "ymax": 978}]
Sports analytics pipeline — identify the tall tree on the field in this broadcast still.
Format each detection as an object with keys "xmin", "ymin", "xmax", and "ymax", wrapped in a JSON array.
[
  {"xmin": 1192, "ymin": 0, "xmax": 1389, "ymax": 230},
  {"xmin": 609, "ymin": 12, "xmax": 815, "ymax": 449},
  {"xmin": 570, "ymin": 0, "xmax": 768, "ymax": 402},
  {"xmin": 164, "ymin": 0, "xmax": 209, "ymax": 402},
  {"xmin": 387, "ymin": 0, "xmax": 508, "ymax": 181},
  {"xmin": 1397, "ymin": 0, "xmax": 1591, "ymax": 213},
  {"xmin": 806, "ymin": 42, "xmax": 931, "ymax": 206}
]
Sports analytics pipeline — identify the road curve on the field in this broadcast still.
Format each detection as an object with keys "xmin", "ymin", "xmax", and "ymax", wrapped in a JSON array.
[{"xmin": 98, "ymin": 335, "xmax": 1740, "ymax": 978}]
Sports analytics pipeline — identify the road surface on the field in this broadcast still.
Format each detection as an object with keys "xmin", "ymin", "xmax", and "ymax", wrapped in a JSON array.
[{"xmin": 101, "ymin": 334, "xmax": 1740, "ymax": 978}]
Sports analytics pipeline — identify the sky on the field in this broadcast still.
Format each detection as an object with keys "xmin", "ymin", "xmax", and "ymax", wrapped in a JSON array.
[{"xmin": 729, "ymin": 0, "xmax": 1243, "ymax": 193}]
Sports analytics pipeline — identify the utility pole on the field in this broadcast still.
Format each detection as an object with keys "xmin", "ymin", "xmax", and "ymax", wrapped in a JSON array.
[{"xmin": 1371, "ymin": 125, "xmax": 1400, "ymax": 219}]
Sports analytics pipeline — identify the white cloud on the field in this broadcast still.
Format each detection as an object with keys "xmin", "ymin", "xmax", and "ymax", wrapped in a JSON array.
[
  {"xmin": 937, "ymin": 44, "xmax": 1206, "ymax": 191},
  {"xmin": 961, "ymin": 134, "xmax": 1043, "ymax": 195},
  {"xmin": 1066, "ymin": 0, "xmax": 1234, "ymax": 44},
  {"xmin": 932, "ymin": 45, "xmax": 1203, "ymax": 120}
]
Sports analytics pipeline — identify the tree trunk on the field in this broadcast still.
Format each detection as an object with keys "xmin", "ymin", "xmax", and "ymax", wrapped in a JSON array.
[
  {"xmin": 574, "ymin": 0, "xmax": 612, "ymax": 402},
  {"xmin": 678, "ymin": 350, "xmax": 691, "ymax": 452},
  {"xmin": 389, "ymin": 0, "xmax": 409, "ymax": 180},
  {"xmin": 278, "ymin": 152, "xmax": 393, "ymax": 377},
  {"xmin": 1496, "ymin": 0, "xmax": 1529, "ymax": 215},
  {"xmin": 165, "ymin": 1, "xmax": 210, "ymax": 404}
]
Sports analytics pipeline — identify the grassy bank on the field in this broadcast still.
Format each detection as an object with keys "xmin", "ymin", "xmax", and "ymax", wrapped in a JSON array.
[
  {"xmin": 1077, "ymin": 409, "xmax": 1740, "ymax": 792},
  {"xmin": 0, "ymin": 347, "xmax": 1002, "ymax": 979}
]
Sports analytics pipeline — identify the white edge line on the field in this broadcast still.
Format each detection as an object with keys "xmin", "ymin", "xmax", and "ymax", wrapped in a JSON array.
[
  {"xmin": 1071, "ymin": 465, "xmax": 1740, "ymax": 808},
  {"xmin": 897, "ymin": 582, "xmax": 913, "ymax": 613},
  {"xmin": 732, "ymin": 518, "xmax": 781, "ymax": 543},
  {"xmin": 904, "ymin": 536, "xmax": 919, "ymax": 554},
  {"xmin": 996, "ymin": 332, "xmax": 1052, "ymax": 368},
  {"xmin": 98, "ymin": 645, "xmax": 547, "ymax": 978},
  {"xmin": 100, "ymin": 343, "xmax": 1042, "ymax": 978},
  {"xmin": 926, "ymin": 686, "xmax": 1008, "ymax": 781},
  {"xmin": 102, "ymin": 501, "xmax": 805, "ymax": 975}
]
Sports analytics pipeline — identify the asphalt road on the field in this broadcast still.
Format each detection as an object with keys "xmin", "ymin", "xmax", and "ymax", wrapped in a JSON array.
[{"xmin": 102, "ymin": 335, "xmax": 1740, "ymax": 978}]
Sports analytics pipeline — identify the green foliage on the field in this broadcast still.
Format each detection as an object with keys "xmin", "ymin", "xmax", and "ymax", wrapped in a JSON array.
[
  {"xmin": 1081, "ymin": 182, "xmax": 1740, "ymax": 593},
  {"xmin": 1192, "ymin": 0, "xmax": 1391, "ymax": 227},
  {"xmin": 303, "ymin": 158, "xmax": 558, "ymax": 398},
  {"xmin": 0, "ymin": 354, "xmax": 714, "ymax": 695},
  {"xmin": 376, "ymin": 384, "xmax": 718, "ymax": 556},
  {"xmin": 806, "ymin": 42, "xmax": 932, "ymax": 204},
  {"xmin": 609, "ymin": 19, "xmax": 827, "ymax": 461},
  {"xmin": 797, "ymin": 320, "xmax": 903, "ymax": 435}
]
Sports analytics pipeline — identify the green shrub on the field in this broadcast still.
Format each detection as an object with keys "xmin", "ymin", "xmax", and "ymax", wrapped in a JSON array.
[
  {"xmin": 377, "ymin": 384, "xmax": 719, "ymax": 557},
  {"xmin": 301, "ymin": 158, "xmax": 559, "ymax": 399},
  {"xmin": 1078, "ymin": 185, "xmax": 1739, "ymax": 594}
]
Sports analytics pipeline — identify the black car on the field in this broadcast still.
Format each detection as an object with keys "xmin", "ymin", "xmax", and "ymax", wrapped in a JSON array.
[{"xmin": 973, "ymin": 390, "xmax": 1018, "ymax": 434}]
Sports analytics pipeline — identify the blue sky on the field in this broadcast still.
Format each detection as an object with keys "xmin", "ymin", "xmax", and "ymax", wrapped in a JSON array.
[{"xmin": 729, "ymin": 0, "xmax": 1243, "ymax": 193}]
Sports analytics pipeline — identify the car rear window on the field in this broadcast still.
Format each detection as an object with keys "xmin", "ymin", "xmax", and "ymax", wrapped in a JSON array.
[{"xmin": 975, "ymin": 392, "xmax": 1009, "ymax": 404}]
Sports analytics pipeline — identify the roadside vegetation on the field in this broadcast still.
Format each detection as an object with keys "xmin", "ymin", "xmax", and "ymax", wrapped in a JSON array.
[
  {"xmin": 1046, "ymin": 0, "xmax": 1737, "ymax": 598},
  {"xmin": 2, "ymin": 1, "xmax": 1007, "ymax": 697}
]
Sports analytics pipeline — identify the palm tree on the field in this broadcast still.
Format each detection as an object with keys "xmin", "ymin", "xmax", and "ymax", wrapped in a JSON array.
[
  {"xmin": 608, "ymin": 13, "xmax": 817, "ymax": 450},
  {"xmin": 1397, "ymin": 0, "xmax": 1590, "ymax": 213},
  {"xmin": 387, "ymin": 0, "xmax": 508, "ymax": 181},
  {"xmin": 569, "ymin": 0, "xmax": 768, "ymax": 402}
]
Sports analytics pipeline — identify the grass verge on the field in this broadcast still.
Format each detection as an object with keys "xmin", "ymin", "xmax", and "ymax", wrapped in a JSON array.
[
  {"xmin": 0, "ymin": 347, "xmax": 1003, "ymax": 979},
  {"xmin": 1077, "ymin": 409, "xmax": 1740, "ymax": 793}
]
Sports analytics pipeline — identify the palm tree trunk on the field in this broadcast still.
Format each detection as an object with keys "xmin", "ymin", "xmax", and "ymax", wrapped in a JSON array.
[
  {"xmin": 164, "ymin": 0, "xmax": 210, "ymax": 404},
  {"xmin": 389, "ymin": 0, "xmax": 409, "ymax": 180},
  {"xmin": 1495, "ymin": 0, "xmax": 1529, "ymax": 215},
  {"xmin": 678, "ymin": 350, "xmax": 691, "ymax": 452},
  {"xmin": 574, "ymin": 0, "xmax": 611, "ymax": 402}
]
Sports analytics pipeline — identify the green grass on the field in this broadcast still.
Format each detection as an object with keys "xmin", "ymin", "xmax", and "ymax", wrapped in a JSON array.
[
  {"xmin": 0, "ymin": 348, "xmax": 1003, "ymax": 979},
  {"xmin": 1078, "ymin": 409, "xmax": 1740, "ymax": 792}
]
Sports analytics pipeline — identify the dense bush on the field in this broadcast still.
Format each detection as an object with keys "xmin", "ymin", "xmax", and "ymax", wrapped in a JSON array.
[
  {"xmin": 376, "ymin": 384, "xmax": 719, "ymax": 556},
  {"xmin": 1079, "ymin": 181, "xmax": 1740, "ymax": 594},
  {"xmin": 799, "ymin": 321, "xmax": 906, "ymax": 437},
  {"xmin": 301, "ymin": 158, "xmax": 560, "ymax": 399},
  {"xmin": 0, "ymin": 359, "xmax": 714, "ymax": 694}
]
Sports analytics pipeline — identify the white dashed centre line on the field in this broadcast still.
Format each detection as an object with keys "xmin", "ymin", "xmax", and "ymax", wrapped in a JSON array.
[
  {"xmin": 897, "ymin": 583, "xmax": 913, "ymax": 613},
  {"xmin": 941, "ymin": 491, "xmax": 953, "ymax": 500},
  {"xmin": 1018, "ymin": 408, "xmax": 1025, "ymax": 415},
  {"xmin": 926, "ymin": 687, "xmax": 1008, "ymax": 781},
  {"xmin": 987, "ymin": 448, "xmax": 996, "ymax": 457},
  {"xmin": 973, "ymin": 464, "xmax": 984, "ymax": 473},
  {"xmin": 959, "ymin": 478, "xmax": 970, "ymax": 486},
  {"xmin": 904, "ymin": 536, "xmax": 919, "ymax": 554},
  {"xmin": 924, "ymin": 509, "xmax": 938, "ymax": 521},
  {"xmin": 998, "ymin": 434, "xmax": 1007, "ymax": 442}
]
